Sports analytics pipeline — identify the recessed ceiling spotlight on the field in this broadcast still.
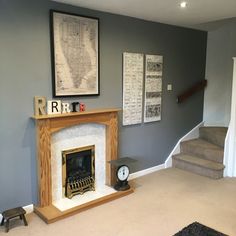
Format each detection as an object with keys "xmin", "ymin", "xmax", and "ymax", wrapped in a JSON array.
[{"xmin": 180, "ymin": 1, "xmax": 187, "ymax": 8}]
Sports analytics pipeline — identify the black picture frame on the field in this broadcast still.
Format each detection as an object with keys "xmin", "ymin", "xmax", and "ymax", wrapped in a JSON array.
[{"xmin": 50, "ymin": 10, "xmax": 100, "ymax": 97}]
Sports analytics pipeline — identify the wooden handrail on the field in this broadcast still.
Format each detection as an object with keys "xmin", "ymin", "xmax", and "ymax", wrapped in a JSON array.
[{"xmin": 177, "ymin": 79, "xmax": 207, "ymax": 103}]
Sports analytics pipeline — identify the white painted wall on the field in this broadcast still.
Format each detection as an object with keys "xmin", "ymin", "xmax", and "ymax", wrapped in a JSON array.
[{"xmin": 203, "ymin": 19, "xmax": 236, "ymax": 127}]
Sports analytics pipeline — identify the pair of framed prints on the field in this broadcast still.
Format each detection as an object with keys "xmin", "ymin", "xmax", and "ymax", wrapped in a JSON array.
[{"xmin": 122, "ymin": 52, "xmax": 163, "ymax": 126}]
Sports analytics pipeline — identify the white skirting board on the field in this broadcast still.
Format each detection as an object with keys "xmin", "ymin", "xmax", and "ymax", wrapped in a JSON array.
[
  {"xmin": 0, "ymin": 122, "xmax": 203, "ymax": 218},
  {"xmin": 0, "ymin": 204, "xmax": 33, "ymax": 222},
  {"xmin": 129, "ymin": 164, "xmax": 165, "ymax": 180}
]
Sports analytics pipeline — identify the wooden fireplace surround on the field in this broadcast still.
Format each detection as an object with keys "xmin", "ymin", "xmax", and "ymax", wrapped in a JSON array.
[
  {"xmin": 32, "ymin": 108, "xmax": 133, "ymax": 223},
  {"xmin": 32, "ymin": 108, "xmax": 120, "ymax": 207}
]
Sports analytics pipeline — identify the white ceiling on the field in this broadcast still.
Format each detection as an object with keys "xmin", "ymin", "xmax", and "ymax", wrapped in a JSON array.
[{"xmin": 53, "ymin": 0, "xmax": 236, "ymax": 30}]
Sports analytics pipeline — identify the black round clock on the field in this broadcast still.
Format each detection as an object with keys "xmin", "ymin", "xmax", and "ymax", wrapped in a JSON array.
[{"xmin": 114, "ymin": 165, "xmax": 130, "ymax": 191}]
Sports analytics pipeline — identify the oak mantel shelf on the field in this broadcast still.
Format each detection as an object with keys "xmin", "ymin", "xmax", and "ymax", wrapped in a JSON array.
[{"xmin": 32, "ymin": 108, "xmax": 121, "ymax": 120}]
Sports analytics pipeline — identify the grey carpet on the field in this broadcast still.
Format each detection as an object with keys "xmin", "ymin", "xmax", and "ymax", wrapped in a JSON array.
[{"xmin": 174, "ymin": 222, "xmax": 228, "ymax": 236}]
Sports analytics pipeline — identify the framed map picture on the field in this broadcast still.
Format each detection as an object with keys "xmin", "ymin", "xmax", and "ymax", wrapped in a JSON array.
[{"xmin": 50, "ymin": 10, "xmax": 99, "ymax": 97}]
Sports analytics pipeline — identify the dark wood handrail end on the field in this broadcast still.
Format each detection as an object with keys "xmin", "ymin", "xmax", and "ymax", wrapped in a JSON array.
[{"xmin": 177, "ymin": 79, "xmax": 207, "ymax": 104}]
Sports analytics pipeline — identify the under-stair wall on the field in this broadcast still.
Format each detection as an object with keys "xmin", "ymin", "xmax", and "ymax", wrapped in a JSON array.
[{"xmin": 165, "ymin": 122, "xmax": 204, "ymax": 168}]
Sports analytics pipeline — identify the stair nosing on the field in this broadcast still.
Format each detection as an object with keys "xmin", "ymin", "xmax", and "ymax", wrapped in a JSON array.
[
  {"xmin": 173, "ymin": 153, "xmax": 225, "ymax": 171},
  {"xmin": 181, "ymin": 138, "xmax": 224, "ymax": 150}
]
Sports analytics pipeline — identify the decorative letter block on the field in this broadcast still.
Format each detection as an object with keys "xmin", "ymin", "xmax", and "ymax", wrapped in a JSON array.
[
  {"xmin": 79, "ymin": 103, "xmax": 86, "ymax": 112},
  {"xmin": 71, "ymin": 102, "xmax": 79, "ymax": 112},
  {"xmin": 34, "ymin": 96, "xmax": 46, "ymax": 116},
  {"xmin": 62, "ymin": 103, "xmax": 71, "ymax": 113},
  {"xmin": 47, "ymin": 100, "xmax": 61, "ymax": 115}
]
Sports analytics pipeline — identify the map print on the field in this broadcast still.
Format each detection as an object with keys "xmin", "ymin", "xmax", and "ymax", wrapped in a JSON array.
[{"xmin": 53, "ymin": 12, "xmax": 98, "ymax": 96}]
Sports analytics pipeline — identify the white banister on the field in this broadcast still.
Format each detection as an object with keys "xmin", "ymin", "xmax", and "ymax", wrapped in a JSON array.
[{"xmin": 224, "ymin": 58, "xmax": 236, "ymax": 176}]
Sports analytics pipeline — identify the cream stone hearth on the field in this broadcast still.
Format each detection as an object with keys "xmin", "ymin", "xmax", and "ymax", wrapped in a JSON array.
[{"xmin": 32, "ymin": 108, "xmax": 133, "ymax": 223}]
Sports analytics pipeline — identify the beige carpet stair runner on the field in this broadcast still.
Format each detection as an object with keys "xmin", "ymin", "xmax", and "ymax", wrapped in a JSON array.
[{"xmin": 172, "ymin": 127, "xmax": 227, "ymax": 179}]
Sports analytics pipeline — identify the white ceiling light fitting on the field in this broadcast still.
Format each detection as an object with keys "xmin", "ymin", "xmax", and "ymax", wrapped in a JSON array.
[{"xmin": 180, "ymin": 1, "xmax": 187, "ymax": 8}]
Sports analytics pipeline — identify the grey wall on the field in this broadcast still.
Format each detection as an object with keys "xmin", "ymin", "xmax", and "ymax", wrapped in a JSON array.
[
  {"xmin": 0, "ymin": 0, "xmax": 207, "ymax": 211},
  {"xmin": 203, "ymin": 18, "xmax": 236, "ymax": 126}
]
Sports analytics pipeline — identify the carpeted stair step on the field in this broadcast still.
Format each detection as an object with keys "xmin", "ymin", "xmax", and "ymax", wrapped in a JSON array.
[
  {"xmin": 199, "ymin": 127, "xmax": 227, "ymax": 148},
  {"xmin": 172, "ymin": 154, "xmax": 224, "ymax": 179},
  {"xmin": 180, "ymin": 138, "xmax": 224, "ymax": 163}
]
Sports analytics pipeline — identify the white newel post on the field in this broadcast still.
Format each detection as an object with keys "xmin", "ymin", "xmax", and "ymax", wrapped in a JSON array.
[{"xmin": 224, "ymin": 57, "xmax": 236, "ymax": 176}]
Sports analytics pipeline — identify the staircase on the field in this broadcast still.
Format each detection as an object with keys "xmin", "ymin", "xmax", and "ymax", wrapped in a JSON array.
[{"xmin": 172, "ymin": 127, "xmax": 227, "ymax": 179}]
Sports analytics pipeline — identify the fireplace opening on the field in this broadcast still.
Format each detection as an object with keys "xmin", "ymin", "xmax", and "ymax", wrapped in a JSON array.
[{"xmin": 62, "ymin": 145, "xmax": 95, "ymax": 199}]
